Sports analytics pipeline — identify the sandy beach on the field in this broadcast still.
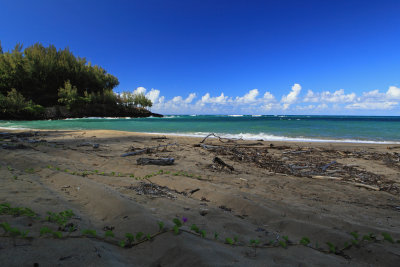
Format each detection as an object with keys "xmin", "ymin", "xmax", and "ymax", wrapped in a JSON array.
[{"xmin": 0, "ymin": 129, "xmax": 399, "ymax": 266}]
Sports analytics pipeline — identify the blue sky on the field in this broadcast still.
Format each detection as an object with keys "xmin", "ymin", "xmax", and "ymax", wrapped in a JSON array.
[{"xmin": 1, "ymin": 0, "xmax": 400, "ymax": 115}]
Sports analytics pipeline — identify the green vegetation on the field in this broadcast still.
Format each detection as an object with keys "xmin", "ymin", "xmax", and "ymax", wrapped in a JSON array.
[
  {"xmin": 0, "ymin": 42, "xmax": 155, "ymax": 119},
  {"xmin": 1, "ymin": 203, "xmax": 399, "ymax": 259}
]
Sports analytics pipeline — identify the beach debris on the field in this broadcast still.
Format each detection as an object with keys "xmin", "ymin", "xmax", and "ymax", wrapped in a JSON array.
[
  {"xmin": 189, "ymin": 188, "xmax": 200, "ymax": 194},
  {"xmin": 1, "ymin": 143, "xmax": 29, "ymax": 149},
  {"xmin": 151, "ymin": 136, "xmax": 167, "ymax": 140},
  {"xmin": 77, "ymin": 142, "xmax": 99, "ymax": 148},
  {"xmin": 200, "ymin": 133, "xmax": 240, "ymax": 143},
  {"xmin": 321, "ymin": 161, "xmax": 337, "ymax": 172},
  {"xmin": 200, "ymin": 143, "xmax": 400, "ymax": 195},
  {"xmin": 126, "ymin": 182, "xmax": 177, "ymax": 199},
  {"xmin": 212, "ymin": 157, "xmax": 234, "ymax": 171},
  {"xmin": 199, "ymin": 209, "xmax": 208, "ymax": 216},
  {"xmin": 219, "ymin": 205, "xmax": 232, "ymax": 212},
  {"xmin": 137, "ymin": 157, "xmax": 175, "ymax": 165},
  {"xmin": 121, "ymin": 143, "xmax": 178, "ymax": 157}
]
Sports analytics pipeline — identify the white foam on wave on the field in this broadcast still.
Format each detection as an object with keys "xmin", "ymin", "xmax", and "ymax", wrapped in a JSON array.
[
  {"xmin": 228, "ymin": 115, "xmax": 243, "ymax": 117},
  {"xmin": 143, "ymin": 131, "xmax": 400, "ymax": 144}
]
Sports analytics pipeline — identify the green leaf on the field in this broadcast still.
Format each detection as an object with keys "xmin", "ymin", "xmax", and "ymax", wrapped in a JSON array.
[
  {"xmin": 214, "ymin": 232, "xmax": 219, "ymax": 240},
  {"xmin": 146, "ymin": 234, "xmax": 151, "ymax": 240},
  {"xmin": 382, "ymin": 232, "xmax": 394, "ymax": 243},
  {"xmin": 350, "ymin": 231, "xmax": 359, "ymax": 240},
  {"xmin": 53, "ymin": 231, "xmax": 62, "ymax": 238},
  {"xmin": 104, "ymin": 230, "xmax": 114, "ymax": 238},
  {"xmin": 125, "ymin": 233, "xmax": 134, "ymax": 243},
  {"xmin": 40, "ymin": 227, "xmax": 52, "ymax": 236},
  {"xmin": 119, "ymin": 240, "xmax": 126, "ymax": 248},
  {"xmin": 300, "ymin": 237, "xmax": 310, "ymax": 246},
  {"xmin": 158, "ymin": 221, "xmax": 165, "ymax": 231},
  {"xmin": 326, "ymin": 242, "xmax": 336, "ymax": 254},
  {"xmin": 82, "ymin": 229, "xmax": 96, "ymax": 237},
  {"xmin": 0, "ymin": 222, "xmax": 11, "ymax": 232},
  {"xmin": 190, "ymin": 224, "xmax": 199, "ymax": 233},
  {"xmin": 172, "ymin": 218, "xmax": 182, "ymax": 227},
  {"xmin": 173, "ymin": 225, "xmax": 179, "ymax": 235},
  {"xmin": 225, "ymin": 237, "xmax": 234, "ymax": 245},
  {"xmin": 10, "ymin": 227, "xmax": 21, "ymax": 237},
  {"xmin": 136, "ymin": 232, "xmax": 144, "ymax": 240},
  {"xmin": 279, "ymin": 240, "xmax": 287, "ymax": 249},
  {"xmin": 200, "ymin": 230, "xmax": 206, "ymax": 238}
]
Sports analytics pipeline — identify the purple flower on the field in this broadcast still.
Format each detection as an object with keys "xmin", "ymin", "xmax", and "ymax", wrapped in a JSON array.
[{"xmin": 182, "ymin": 217, "xmax": 188, "ymax": 223}]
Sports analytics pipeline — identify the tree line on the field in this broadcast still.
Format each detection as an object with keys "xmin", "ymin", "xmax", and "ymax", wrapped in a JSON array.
[{"xmin": 0, "ymin": 41, "xmax": 154, "ymax": 119}]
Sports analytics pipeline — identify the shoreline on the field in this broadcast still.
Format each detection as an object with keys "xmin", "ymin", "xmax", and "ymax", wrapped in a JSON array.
[
  {"xmin": 1, "ymin": 129, "xmax": 399, "ymax": 266},
  {"xmin": 1, "ymin": 126, "xmax": 400, "ymax": 145}
]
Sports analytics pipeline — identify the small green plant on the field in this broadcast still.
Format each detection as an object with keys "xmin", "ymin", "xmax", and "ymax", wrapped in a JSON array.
[
  {"xmin": 119, "ymin": 240, "xmax": 126, "ymax": 248},
  {"xmin": 214, "ymin": 232, "xmax": 219, "ymax": 240},
  {"xmin": 40, "ymin": 227, "xmax": 52, "ymax": 236},
  {"xmin": 158, "ymin": 221, "xmax": 165, "ymax": 231},
  {"xmin": 200, "ymin": 230, "xmax": 206, "ymax": 238},
  {"xmin": 190, "ymin": 224, "xmax": 200, "ymax": 233},
  {"xmin": 279, "ymin": 240, "xmax": 288, "ymax": 248},
  {"xmin": 7, "ymin": 166, "xmax": 13, "ymax": 171},
  {"xmin": 225, "ymin": 237, "xmax": 234, "ymax": 245},
  {"xmin": 300, "ymin": 237, "xmax": 310, "ymax": 246},
  {"xmin": 382, "ymin": 232, "xmax": 394, "ymax": 243},
  {"xmin": 25, "ymin": 168, "xmax": 35, "ymax": 173},
  {"xmin": 82, "ymin": 229, "xmax": 97, "ymax": 237},
  {"xmin": 46, "ymin": 210, "xmax": 74, "ymax": 226},
  {"xmin": 125, "ymin": 233, "xmax": 135, "ymax": 244},
  {"xmin": 350, "ymin": 231, "xmax": 359, "ymax": 240},
  {"xmin": 250, "ymin": 239, "xmax": 260, "ymax": 256},
  {"xmin": 136, "ymin": 232, "xmax": 144, "ymax": 241},
  {"xmin": 326, "ymin": 242, "xmax": 336, "ymax": 254},
  {"xmin": 53, "ymin": 231, "xmax": 62, "ymax": 238},
  {"xmin": 104, "ymin": 230, "xmax": 114, "ymax": 238},
  {"xmin": 146, "ymin": 233, "xmax": 151, "ymax": 240},
  {"xmin": 0, "ymin": 222, "xmax": 11, "ymax": 233}
]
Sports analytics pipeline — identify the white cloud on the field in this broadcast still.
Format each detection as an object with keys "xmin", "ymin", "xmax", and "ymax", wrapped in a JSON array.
[
  {"xmin": 346, "ymin": 101, "xmax": 398, "ymax": 110},
  {"xmin": 304, "ymin": 89, "xmax": 355, "ymax": 103},
  {"xmin": 235, "ymin": 89, "xmax": 259, "ymax": 104},
  {"xmin": 281, "ymin": 83, "xmax": 301, "ymax": 110},
  {"xmin": 133, "ymin": 86, "xmax": 146, "ymax": 95},
  {"xmin": 185, "ymin": 93, "xmax": 196, "ymax": 103},
  {"xmin": 146, "ymin": 89, "xmax": 161, "ymax": 104},
  {"xmin": 387, "ymin": 86, "xmax": 400, "ymax": 99},
  {"xmin": 120, "ymin": 84, "xmax": 400, "ymax": 114}
]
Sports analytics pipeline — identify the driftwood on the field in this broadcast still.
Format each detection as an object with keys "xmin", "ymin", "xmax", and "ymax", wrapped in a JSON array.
[
  {"xmin": 213, "ymin": 157, "xmax": 234, "ymax": 171},
  {"xmin": 350, "ymin": 182, "xmax": 380, "ymax": 191},
  {"xmin": 321, "ymin": 161, "xmax": 337, "ymax": 172},
  {"xmin": 282, "ymin": 150, "xmax": 311, "ymax": 154},
  {"xmin": 121, "ymin": 143, "xmax": 178, "ymax": 157},
  {"xmin": 77, "ymin": 142, "xmax": 99, "ymax": 148},
  {"xmin": 137, "ymin": 157, "xmax": 174, "ymax": 165},
  {"xmin": 311, "ymin": 175, "xmax": 343, "ymax": 180},
  {"xmin": 200, "ymin": 133, "xmax": 242, "ymax": 144},
  {"xmin": 151, "ymin": 136, "xmax": 167, "ymax": 140}
]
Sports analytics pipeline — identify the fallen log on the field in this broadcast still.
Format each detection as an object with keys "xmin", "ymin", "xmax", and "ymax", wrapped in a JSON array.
[{"xmin": 137, "ymin": 158, "xmax": 175, "ymax": 165}]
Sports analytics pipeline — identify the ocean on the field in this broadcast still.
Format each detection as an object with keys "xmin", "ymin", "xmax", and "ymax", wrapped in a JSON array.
[{"xmin": 1, "ymin": 115, "xmax": 400, "ymax": 144}]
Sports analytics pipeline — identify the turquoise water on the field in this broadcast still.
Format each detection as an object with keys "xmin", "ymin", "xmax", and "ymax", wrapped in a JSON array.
[{"xmin": 1, "ymin": 115, "xmax": 400, "ymax": 143}]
